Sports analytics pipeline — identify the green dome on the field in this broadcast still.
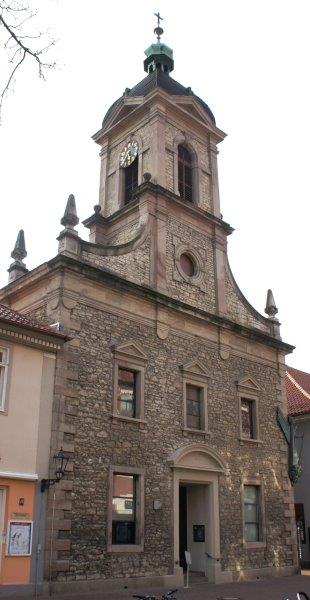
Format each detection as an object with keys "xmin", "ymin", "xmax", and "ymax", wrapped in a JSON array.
[
  {"xmin": 144, "ymin": 41, "xmax": 174, "ymax": 74},
  {"xmin": 144, "ymin": 43, "xmax": 173, "ymax": 60}
]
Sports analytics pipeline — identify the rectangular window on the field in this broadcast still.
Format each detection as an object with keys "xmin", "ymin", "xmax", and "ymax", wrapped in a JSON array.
[
  {"xmin": 241, "ymin": 398, "xmax": 255, "ymax": 439},
  {"xmin": 124, "ymin": 160, "xmax": 138, "ymax": 205},
  {"xmin": 186, "ymin": 384, "xmax": 201, "ymax": 430},
  {"xmin": 244, "ymin": 485, "xmax": 261, "ymax": 542},
  {"xmin": 117, "ymin": 369, "xmax": 136, "ymax": 418},
  {"xmin": 112, "ymin": 474, "xmax": 136, "ymax": 545},
  {"xmin": 295, "ymin": 503, "xmax": 306, "ymax": 544},
  {"xmin": 0, "ymin": 348, "xmax": 9, "ymax": 411}
]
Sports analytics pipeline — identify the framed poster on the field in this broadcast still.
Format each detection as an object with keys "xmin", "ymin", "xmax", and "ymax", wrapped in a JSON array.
[
  {"xmin": 193, "ymin": 524, "xmax": 205, "ymax": 542},
  {"xmin": 7, "ymin": 521, "xmax": 33, "ymax": 556}
]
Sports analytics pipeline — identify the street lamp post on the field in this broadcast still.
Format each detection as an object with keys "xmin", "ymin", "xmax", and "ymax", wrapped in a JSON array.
[{"xmin": 40, "ymin": 448, "xmax": 69, "ymax": 493}]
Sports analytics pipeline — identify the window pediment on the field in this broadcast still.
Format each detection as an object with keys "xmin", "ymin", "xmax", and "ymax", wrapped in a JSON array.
[
  {"xmin": 237, "ymin": 376, "xmax": 261, "ymax": 392},
  {"xmin": 180, "ymin": 360, "xmax": 210, "ymax": 380},
  {"xmin": 111, "ymin": 340, "xmax": 147, "ymax": 363}
]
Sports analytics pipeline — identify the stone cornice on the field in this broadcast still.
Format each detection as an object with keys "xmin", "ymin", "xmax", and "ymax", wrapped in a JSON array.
[
  {"xmin": 82, "ymin": 184, "xmax": 233, "ymax": 239},
  {"xmin": 0, "ymin": 253, "xmax": 294, "ymax": 354},
  {"xmin": 0, "ymin": 322, "xmax": 63, "ymax": 351},
  {"xmin": 93, "ymin": 87, "xmax": 225, "ymax": 145},
  {"xmin": 41, "ymin": 254, "xmax": 293, "ymax": 355}
]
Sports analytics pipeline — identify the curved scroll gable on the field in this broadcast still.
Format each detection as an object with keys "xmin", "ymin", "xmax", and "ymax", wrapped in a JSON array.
[
  {"xmin": 81, "ymin": 213, "xmax": 151, "ymax": 258},
  {"xmin": 225, "ymin": 258, "xmax": 271, "ymax": 334},
  {"xmin": 168, "ymin": 443, "xmax": 226, "ymax": 473}
]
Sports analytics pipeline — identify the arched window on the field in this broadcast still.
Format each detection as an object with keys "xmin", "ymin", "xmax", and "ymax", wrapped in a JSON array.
[
  {"xmin": 178, "ymin": 145, "xmax": 193, "ymax": 202},
  {"xmin": 124, "ymin": 157, "xmax": 138, "ymax": 205}
]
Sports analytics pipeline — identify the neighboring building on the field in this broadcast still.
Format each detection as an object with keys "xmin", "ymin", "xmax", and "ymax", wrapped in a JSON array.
[
  {"xmin": 286, "ymin": 366, "xmax": 310, "ymax": 567},
  {"xmin": 0, "ymin": 25, "xmax": 298, "ymax": 593},
  {"xmin": 0, "ymin": 304, "xmax": 67, "ymax": 592}
]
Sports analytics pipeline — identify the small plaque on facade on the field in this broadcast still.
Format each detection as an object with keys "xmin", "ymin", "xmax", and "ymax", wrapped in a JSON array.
[
  {"xmin": 7, "ymin": 521, "xmax": 33, "ymax": 556},
  {"xmin": 193, "ymin": 524, "xmax": 205, "ymax": 542},
  {"xmin": 11, "ymin": 512, "xmax": 30, "ymax": 520}
]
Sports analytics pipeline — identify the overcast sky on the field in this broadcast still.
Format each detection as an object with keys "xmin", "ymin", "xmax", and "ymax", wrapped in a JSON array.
[{"xmin": 0, "ymin": 0, "xmax": 309, "ymax": 371}]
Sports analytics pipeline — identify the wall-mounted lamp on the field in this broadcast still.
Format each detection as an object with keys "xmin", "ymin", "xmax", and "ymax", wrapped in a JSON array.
[
  {"xmin": 41, "ymin": 448, "xmax": 69, "ymax": 493},
  {"xmin": 18, "ymin": 497, "xmax": 25, "ymax": 506}
]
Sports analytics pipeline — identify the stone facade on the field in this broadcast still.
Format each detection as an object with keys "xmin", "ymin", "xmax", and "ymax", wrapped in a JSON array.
[
  {"xmin": 38, "ymin": 298, "xmax": 296, "ymax": 580},
  {"xmin": 0, "ymin": 41, "xmax": 298, "ymax": 594}
]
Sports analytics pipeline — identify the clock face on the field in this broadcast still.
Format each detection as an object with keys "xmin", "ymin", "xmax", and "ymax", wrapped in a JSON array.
[{"xmin": 119, "ymin": 140, "xmax": 139, "ymax": 168}]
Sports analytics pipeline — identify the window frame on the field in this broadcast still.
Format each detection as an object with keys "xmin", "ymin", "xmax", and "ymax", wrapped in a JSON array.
[
  {"xmin": 111, "ymin": 342, "xmax": 147, "ymax": 424},
  {"xmin": 180, "ymin": 362, "xmax": 210, "ymax": 435},
  {"xmin": 237, "ymin": 378, "xmax": 261, "ymax": 444},
  {"xmin": 0, "ymin": 346, "xmax": 9, "ymax": 413},
  {"xmin": 112, "ymin": 472, "xmax": 136, "ymax": 545},
  {"xmin": 178, "ymin": 144, "xmax": 193, "ymax": 203},
  {"xmin": 123, "ymin": 156, "xmax": 139, "ymax": 205},
  {"xmin": 116, "ymin": 367, "xmax": 137, "ymax": 419},
  {"xmin": 107, "ymin": 465, "xmax": 145, "ymax": 553},
  {"xmin": 242, "ymin": 480, "xmax": 266, "ymax": 549},
  {"xmin": 239, "ymin": 396, "xmax": 259, "ymax": 441},
  {"xmin": 185, "ymin": 383, "xmax": 204, "ymax": 431}
]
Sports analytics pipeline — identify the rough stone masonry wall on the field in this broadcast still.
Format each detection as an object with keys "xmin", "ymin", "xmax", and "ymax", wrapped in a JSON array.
[
  {"xmin": 166, "ymin": 216, "xmax": 217, "ymax": 313},
  {"xmin": 41, "ymin": 298, "xmax": 295, "ymax": 582},
  {"xmin": 225, "ymin": 270, "xmax": 270, "ymax": 333},
  {"xmin": 82, "ymin": 236, "xmax": 151, "ymax": 288}
]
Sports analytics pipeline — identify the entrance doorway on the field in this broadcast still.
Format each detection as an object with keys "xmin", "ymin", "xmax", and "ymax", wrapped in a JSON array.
[
  {"xmin": 179, "ymin": 483, "xmax": 208, "ymax": 574},
  {"xmin": 170, "ymin": 444, "xmax": 226, "ymax": 584}
]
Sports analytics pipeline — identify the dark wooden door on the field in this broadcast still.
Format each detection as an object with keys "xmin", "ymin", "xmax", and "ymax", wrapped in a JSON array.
[{"xmin": 179, "ymin": 486, "xmax": 187, "ymax": 569}]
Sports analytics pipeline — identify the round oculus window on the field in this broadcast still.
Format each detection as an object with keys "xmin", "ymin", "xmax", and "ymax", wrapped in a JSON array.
[{"xmin": 179, "ymin": 253, "xmax": 196, "ymax": 278}]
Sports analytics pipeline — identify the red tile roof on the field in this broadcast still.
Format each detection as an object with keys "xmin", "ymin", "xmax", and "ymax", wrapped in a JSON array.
[
  {"xmin": 286, "ymin": 366, "xmax": 310, "ymax": 416},
  {"xmin": 0, "ymin": 303, "xmax": 67, "ymax": 340}
]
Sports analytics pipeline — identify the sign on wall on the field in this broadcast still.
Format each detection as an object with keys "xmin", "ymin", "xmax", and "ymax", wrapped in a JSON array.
[
  {"xmin": 6, "ymin": 521, "xmax": 33, "ymax": 556},
  {"xmin": 193, "ymin": 524, "xmax": 205, "ymax": 542}
]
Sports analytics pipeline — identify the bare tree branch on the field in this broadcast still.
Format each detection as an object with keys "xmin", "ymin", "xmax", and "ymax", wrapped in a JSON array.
[{"xmin": 0, "ymin": 1, "xmax": 56, "ymax": 122}]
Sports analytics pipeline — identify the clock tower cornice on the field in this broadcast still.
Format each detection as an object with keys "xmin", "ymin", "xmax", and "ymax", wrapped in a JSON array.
[{"xmin": 93, "ymin": 88, "xmax": 225, "ymax": 146}]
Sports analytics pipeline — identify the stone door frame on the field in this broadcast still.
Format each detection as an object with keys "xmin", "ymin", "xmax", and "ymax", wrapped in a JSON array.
[{"xmin": 168, "ymin": 444, "xmax": 229, "ymax": 584}]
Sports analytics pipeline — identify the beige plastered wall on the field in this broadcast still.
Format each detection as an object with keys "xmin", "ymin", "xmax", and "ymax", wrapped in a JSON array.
[{"xmin": 0, "ymin": 340, "xmax": 56, "ymax": 478}]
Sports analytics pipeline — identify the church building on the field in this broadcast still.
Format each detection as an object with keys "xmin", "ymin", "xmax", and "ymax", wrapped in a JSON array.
[{"xmin": 0, "ymin": 20, "xmax": 298, "ymax": 594}]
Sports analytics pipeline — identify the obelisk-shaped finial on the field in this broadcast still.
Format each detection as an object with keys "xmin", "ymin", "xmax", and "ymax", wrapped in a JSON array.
[
  {"xmin": 8, "ymin": 229, "xmax": 28, "ymax": 283},
  {"xmin": 61, "ymin": 194, "xmax": 79, "ymax": 230},
  {"xmin": 265, "ymin": 289, "xmax": 278, "ymax": 318},
  {"xmin": 265, "ymin": 288, "xmax": 281, "ymax": 339},
  {"xmin": 58, "ymin": 194, "xmax": 81, "ymax": 256}
]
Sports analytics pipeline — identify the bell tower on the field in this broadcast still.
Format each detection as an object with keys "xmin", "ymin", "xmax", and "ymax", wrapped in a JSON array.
[
  {"xmin": 89, "ymin": 18, "xmax": 225, "ymax": 225},
  {"xmin": 79, "ymin": 18, "xmax": 280, "ymax": 338}
]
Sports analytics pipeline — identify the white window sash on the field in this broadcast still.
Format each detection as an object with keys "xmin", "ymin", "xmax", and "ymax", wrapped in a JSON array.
[{"xmin": 0, "ymin": 348, "xmax": 9, "ymax": 411}]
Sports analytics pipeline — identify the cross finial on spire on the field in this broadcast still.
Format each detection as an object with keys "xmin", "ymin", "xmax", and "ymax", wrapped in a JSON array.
[{"xmin": 154, "ymin": 11, "xmax": 164, "ymax": 42}]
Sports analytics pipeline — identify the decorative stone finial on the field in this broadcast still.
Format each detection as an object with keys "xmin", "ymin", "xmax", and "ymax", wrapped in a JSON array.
[
  {"xmin": 11, "ymin": 229, "xmax": 27, "ymax": 261},
  {"xmin": 8, "ymin": 229, "xmax": 28, "ymax": 283},
  {"xmin": 94, "ymin": 204, "xmax": 101, "ymax": 214},
  {"xmin": 265, "ymin": 289, "xmax": 278, "ymax": 318},
  {"xmin": 61, "ymin": 194, "xmax": 79, "ymax": 230},
  {"xmin": 143, "ymin": 172, "xmax": 152, "ymax": 182},
  {"xmin": 58, "ymin": 194, "xmax": 81, "ymax": 256}
]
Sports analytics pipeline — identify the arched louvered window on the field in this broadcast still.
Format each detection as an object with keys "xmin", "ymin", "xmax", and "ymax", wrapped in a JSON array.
[
  {"xmin": 178, "ymin": 145, "xmax": 193, "ymax": 202},
  {"xmin": 124, "ymin": 157, "xmax": 138, "ymax": 205}
]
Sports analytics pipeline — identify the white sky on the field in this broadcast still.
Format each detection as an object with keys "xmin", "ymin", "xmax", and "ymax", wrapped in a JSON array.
[{"xmin": 0, "ymin": 0, "xmax": 309, "ymax": 371}]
